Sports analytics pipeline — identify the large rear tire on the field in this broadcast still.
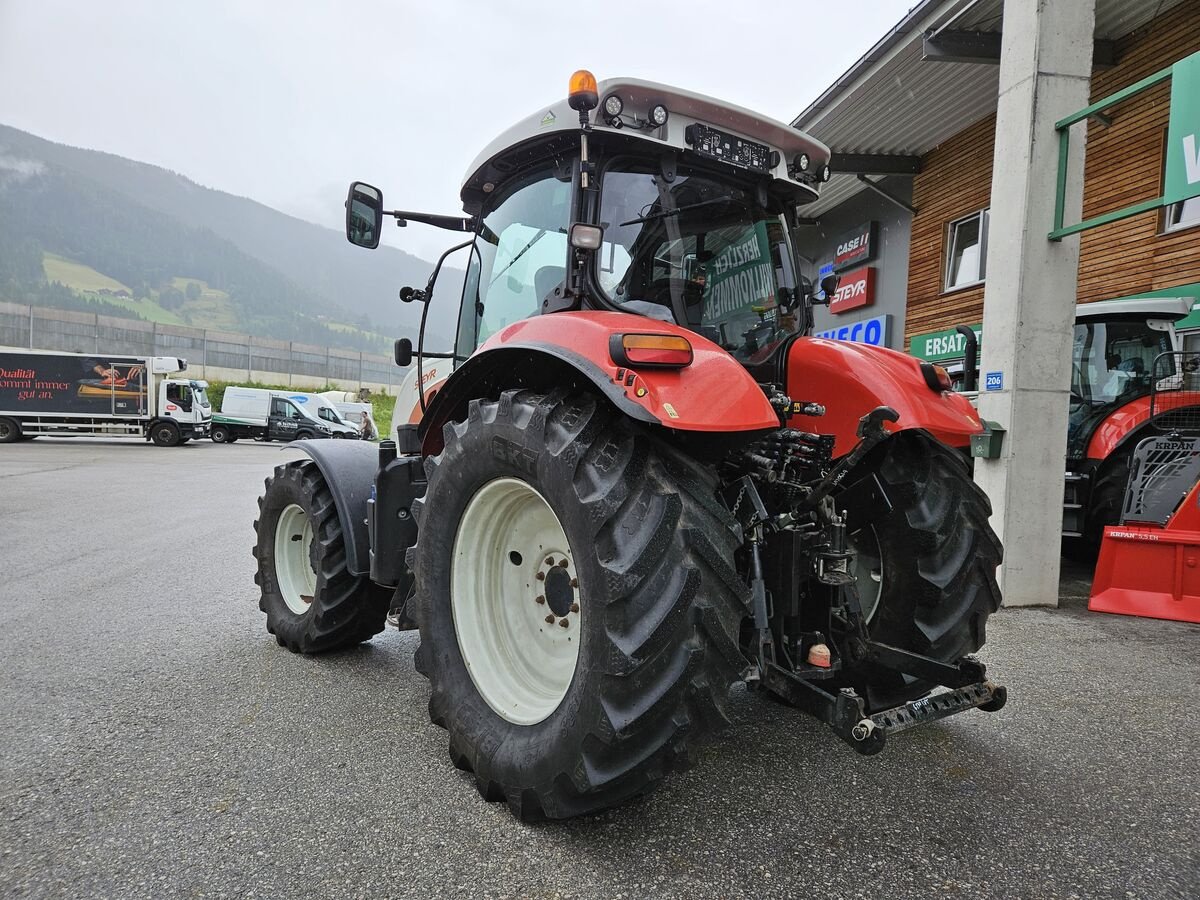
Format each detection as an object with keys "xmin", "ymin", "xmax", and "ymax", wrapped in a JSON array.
[
  {"xmin": 840, "ymin": 430, "xmax": 1002, "ymax": 712},
  {"xmin": 411, "ymin": 390, "xmax": 749, "ymax": 821},
  {"xmin": 253, "ymin": 460, "xmax": 393, "ymax": 652}
]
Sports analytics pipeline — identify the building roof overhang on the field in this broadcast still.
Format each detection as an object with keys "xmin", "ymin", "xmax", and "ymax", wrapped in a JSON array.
[{"xmin": 792, "ymin": 0, "xmax": 1186, "ymax": 216}]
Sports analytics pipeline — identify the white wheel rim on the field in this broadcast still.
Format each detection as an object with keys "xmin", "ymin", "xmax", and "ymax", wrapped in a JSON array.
[
  {"xmin": 849, "ymin": 526, "xmax": 884, "ymax": 624},
  {"xmin": 451, "ymin": 477, "xmax": 580, "ymax": 725},
  {"xmin": 275, "ymin": 503, "xmax": 316, "ymax": 615}
]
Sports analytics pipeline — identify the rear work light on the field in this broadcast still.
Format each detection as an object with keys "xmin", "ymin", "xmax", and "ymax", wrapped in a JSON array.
[{"xmin": 609, "ymin": 333, "xmax": 693, "ymax": 368}]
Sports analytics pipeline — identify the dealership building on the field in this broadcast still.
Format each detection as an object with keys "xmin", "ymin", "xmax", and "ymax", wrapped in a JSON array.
[{"xmin": 794, "ymin": 0, "xmax": 1200, "ymax": 360}]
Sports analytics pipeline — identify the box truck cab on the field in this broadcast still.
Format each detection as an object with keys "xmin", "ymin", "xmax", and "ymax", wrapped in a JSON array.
[
  {"xmin": 0, "ymin": 350, "xmax": 210, "ymax": 446},
  {"xmin": 210, "ymin": 387, "xmax": 337, "ymax": 443}
]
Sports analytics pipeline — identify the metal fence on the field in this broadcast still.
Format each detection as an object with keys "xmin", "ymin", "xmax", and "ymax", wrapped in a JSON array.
[{"xmin": 0, "ymin": 301, "xmax": 404, "ymax": 391}]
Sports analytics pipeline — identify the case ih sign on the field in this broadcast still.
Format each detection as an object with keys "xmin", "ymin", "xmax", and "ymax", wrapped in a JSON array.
[
  {"xmin": 829, "ymin": 266, "xmax": 875, "ymax": 314},
  {"xmin": 833, "ymin": 221, "xmax": 877, "ymax": 271}
]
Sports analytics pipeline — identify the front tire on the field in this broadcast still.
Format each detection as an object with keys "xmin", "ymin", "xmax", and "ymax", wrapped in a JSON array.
[
  {"xmin": 150, "ymin": 421, "xmax": 180, "ymax": 446},
  {"xmin": 411, "ymin": 390, "xmax": 749, "ymax": 821},
  {"xmin": 253, "ymin": 460, "xmax": 393, "ymax": 652},
  {"xmin": 840, "ymin": 431, "xmax": 1002, "ymax": 711},
  {"xmin": 211, "ymin": 424, "xmax": 232, "ymax": 443}
]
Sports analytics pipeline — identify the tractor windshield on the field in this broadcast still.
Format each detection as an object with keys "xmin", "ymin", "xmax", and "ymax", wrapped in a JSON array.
[
  {"xmin": 1066, "ymin": 317, "xmax": 1176, "ymax": 459},
  {"xmin": 1070, "ymin": 319, "xmax": 1173, "ymax": 407},
  {"xmin": 597, "ymin": 164, "xmax": 801, "ymax": 360}
]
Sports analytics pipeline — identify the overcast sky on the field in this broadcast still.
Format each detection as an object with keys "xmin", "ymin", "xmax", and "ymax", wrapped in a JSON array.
[{"xmin": 0, "ymin": 0, "xmax": 902, "ymax": 261}]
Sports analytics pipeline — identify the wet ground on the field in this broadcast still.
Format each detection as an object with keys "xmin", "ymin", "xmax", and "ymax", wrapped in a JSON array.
[{"xmin": 1, "ymin": 439, "xmax": 1197, "ymax": 898}]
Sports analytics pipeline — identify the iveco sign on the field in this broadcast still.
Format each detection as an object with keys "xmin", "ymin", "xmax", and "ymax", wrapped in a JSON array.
[{"xmin": 814, "ymin": 313, "xmax": 892, "ymax": 346}]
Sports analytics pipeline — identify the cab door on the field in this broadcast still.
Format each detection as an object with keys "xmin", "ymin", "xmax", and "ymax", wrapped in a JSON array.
[
  {"xmin": 268, "ymin": 398, "xmax": 300, "ymax": 441},
  {"xmin": 164, "ymin": 382, "xmax": 193, "ymax": 422}
]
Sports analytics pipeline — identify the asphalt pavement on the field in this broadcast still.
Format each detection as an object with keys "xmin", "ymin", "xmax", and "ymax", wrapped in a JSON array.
[{"xmin": 0, "ymin": 438, "xmax": 1197, "ymax": 899}]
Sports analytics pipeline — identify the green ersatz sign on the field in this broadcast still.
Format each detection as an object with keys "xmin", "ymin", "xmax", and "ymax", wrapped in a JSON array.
[
  {"xmin": 1165, "ymin": 50, "xmax": 1200, "ymax": 207},
  {"xmin": 910, "ymin": 324, "xmax": 982, "ymax": 362}
]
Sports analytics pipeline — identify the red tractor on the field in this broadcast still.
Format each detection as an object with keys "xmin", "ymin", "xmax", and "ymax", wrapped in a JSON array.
[{"xmin": 253, "ymin": 71, "xmax": 1005, "ymax": 820}]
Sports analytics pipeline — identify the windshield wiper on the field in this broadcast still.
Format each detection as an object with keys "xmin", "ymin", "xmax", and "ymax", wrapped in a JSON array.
[{"xmin": 619, "ymin": 194, "xmax": 744, "ymax": 227}]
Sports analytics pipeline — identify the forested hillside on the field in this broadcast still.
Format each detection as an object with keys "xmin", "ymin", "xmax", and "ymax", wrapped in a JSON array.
[{"xmin": 0, "ymin": 124, "xmax": 462, "ymax": 350}]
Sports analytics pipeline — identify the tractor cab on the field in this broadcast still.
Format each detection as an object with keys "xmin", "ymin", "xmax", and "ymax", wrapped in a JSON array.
[
  {"xmin": 349, "ymin": 72, "xmax": 836, "ymax": 411},
  {"xmin": 1066, "ymin": 297, "xmax": 1187, "ymax": 459}
]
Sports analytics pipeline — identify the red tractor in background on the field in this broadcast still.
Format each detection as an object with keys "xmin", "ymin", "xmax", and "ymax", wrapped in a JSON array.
[
  {"xmin": 948, "ymin": 297, "xmax": 1198, "ymax": 551},
  {"xmin": 252, "ymin": 71, "xmax": 1005, "ymax": 820}
]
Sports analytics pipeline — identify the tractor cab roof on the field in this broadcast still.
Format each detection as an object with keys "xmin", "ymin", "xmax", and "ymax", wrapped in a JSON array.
[
  {"xmin": 1075, "ymin": 296, "xmax": 1193, "ymax": 322},
  {"xmin": 460, "ymin": 76, "xmax": 830, "ymax": 212}
]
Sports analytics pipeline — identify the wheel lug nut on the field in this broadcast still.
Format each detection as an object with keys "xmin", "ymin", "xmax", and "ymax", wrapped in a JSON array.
[
  {"xmin": 558, "ymin": 558, "xmax": 568, "ymax": 568},
  {"xmin": 545, "ymin": 557, "xmax": 555, "ymax": 565},
  {"xmin": 570, "ymin": 602, "xmax": 579, "ymax": 613},
  {"xmin": 558, "ymin": 618, "xmax": 570, "ymax": 628},
  {"xmin": 570, "ymin": 578, "xmax": 578, "ymax": 588},
  {"xmin": 536, "ymin": 572, "xmax": 545, "ymax": 581},
  {"xmin": 535, "ymin": 596, "xmax": 545, "ymax": 604},
  {"xmin": 545, "ymin": 614, "xmax": 556, "ymax": 624}
]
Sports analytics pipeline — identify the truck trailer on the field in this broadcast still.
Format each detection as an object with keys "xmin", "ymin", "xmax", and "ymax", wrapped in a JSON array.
[
  {"xmin": 210, "ymin": 387, "xmax": 342, "ymax": 443},
  {"xmin": 0, "ymin": 350, "xmax": 210, "ymax": 445}
]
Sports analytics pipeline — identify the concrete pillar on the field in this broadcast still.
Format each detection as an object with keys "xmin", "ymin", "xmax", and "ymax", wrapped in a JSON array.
[{"xmin": 974, "ymin": 0, "xmax": 1096, "ymax": 606}]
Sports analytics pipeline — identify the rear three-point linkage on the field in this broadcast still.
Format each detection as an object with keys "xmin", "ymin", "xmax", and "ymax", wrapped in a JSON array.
[{"xmin": 729, "ymin": 402, "xmax": 1007, "ymax": 755}]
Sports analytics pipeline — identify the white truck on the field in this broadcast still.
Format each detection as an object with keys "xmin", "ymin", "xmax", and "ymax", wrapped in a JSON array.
[
  {"xmin": 289, "ymin": 392, "xmax": 360, "ymax": 438},
  {"xmin": 318, "ymin": 390, "xmax": 379, "ymax": 440},
  {"xmin": 0, "ymin": 350, "xmax": 210, "ymax": 446},
  {"xmin": 209, "ymin": 387, "xmax": 349, "ymax": 443}
]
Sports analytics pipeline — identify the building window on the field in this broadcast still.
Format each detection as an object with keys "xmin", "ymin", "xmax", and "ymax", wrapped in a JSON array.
[
  {"xmin": 945, "ymin": 209, "xmax": 989, "ymax": 291},
  {"xmin": 1165, "ymin": 196, "xmax": 1200, "ymax": 232}
]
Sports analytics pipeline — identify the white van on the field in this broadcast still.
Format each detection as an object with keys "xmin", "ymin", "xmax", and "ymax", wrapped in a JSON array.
[
  {"xmin": 286, "ymin": 392, "xmax": 360, "ymax": 438},
  {"xmin": 212, "ymin": 387, "xmax": 337, "ymax": 443}
]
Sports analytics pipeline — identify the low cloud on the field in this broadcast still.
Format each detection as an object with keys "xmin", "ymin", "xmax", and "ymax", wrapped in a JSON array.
[{"xmin": 0, "ymin": 152, "xmax": 46, "ymax": 188}]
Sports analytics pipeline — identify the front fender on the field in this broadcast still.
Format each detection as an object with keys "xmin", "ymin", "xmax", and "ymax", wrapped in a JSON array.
[
  {"xmin": 420, "ymin": 310, "xmax": 778, "ymax": 454},
  {"xmin": 786, "ymin": 337, "xmax": 983, "ymax": 456},
  {"xmin": 287, "ymin": 439, "xmax": 378, "ymax": 577}
]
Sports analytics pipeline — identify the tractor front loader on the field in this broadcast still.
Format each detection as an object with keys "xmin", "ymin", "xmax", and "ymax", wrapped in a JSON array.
[{"xmin": 252, "ymin": 71, "xmax": 1006, "ymax": 821}]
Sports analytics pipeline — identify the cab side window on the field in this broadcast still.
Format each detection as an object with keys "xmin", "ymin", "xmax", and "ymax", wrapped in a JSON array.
[
  {"xmin": 458, "ymin": 167, "xmax": 571, "ymax": 354},
  {"xmin": 166, "ymin": 383, "xmax": 191, "ymax": 411},
  {"xmin": 271, "ymin": 398, "xmax": 290, "ymax": 418}
]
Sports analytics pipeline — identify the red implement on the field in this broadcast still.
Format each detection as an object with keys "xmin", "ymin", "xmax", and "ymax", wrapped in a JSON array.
[{"xmin": 1089, "ymin": 477, "xmax": 1200, "ymax": 624}]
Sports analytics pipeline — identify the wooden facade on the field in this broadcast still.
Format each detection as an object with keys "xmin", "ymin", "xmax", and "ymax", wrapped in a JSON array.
[{"xmin": 903, "ymin": 0, "xmax": 1200, "ymax": 348}]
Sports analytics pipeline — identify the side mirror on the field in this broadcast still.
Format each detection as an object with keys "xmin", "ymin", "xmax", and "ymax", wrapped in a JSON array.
[
  {"xmin": 346, "ymin": 181, "xmax": 384, "ymax": 249},
  {"xmin": 395, "ymin": 338, "xmax": 413, "ymax": 367},
  {"xmin": 819, "ymin": 273, "xmax": 840, "ymax": 298}
]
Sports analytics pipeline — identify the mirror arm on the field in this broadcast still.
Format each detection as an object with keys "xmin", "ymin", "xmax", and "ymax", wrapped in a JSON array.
[
  {"xmin": 415, "ymin": 238, "xmax": 475, "ymax": 415},
  {"xmin": 386, "ymin": 210, "xmax": 476, "ymax": 232}
]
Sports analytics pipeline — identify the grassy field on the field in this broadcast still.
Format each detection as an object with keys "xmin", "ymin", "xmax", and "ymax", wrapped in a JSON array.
[
  {"xmin": 169, "ymin": 277, "xmax": 239, "ymax": 330},
  {"xmin": 43, "ymin": 252, "xmax": 131, "ymax": 293}
]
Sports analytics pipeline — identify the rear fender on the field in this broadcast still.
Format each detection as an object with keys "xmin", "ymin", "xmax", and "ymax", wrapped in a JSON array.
[
  {"xmin": 786, "ymin": 337, "xmax": 983, "ymax": 456},
  {"xmin": 419, "ymin": 310, "xmax": 778, "ymax": 455},
  {"xmin": 287, "ymin": 439, "xmax": 378, "ymax": 577}
]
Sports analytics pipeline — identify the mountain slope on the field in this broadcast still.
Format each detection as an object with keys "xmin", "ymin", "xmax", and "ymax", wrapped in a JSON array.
[{"xmin": 0, "ymin": 124, "xmax": 462, "ymax": 346}]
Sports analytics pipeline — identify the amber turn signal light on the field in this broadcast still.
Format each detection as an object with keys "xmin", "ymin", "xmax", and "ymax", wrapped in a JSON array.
[{"xmin": 610, "ymin": 333, "xmax": 693, "ymax": 368}]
